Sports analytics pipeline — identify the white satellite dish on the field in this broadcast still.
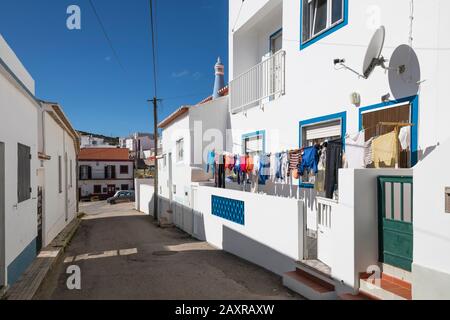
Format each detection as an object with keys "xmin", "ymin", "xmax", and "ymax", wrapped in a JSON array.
[
  {"xmin": 388, "ymin": 44, "xmax": 421, "ymax": 99},
  {"xmin": 363, "ymin": 26, "xmax": 386, "ymax": 78}
]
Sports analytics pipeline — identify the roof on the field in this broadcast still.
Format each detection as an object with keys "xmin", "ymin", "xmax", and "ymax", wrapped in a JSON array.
[
  {"xmin": 157, "ymin": 106, "xmax": 190, "ymax": 129},
  {"xmin": 158, "ymin": 85, "xmax": 229, "ymax": 129},
  {"xmin": 41, "ymin": 101, "xmax": 81, "ymax": 154},
  {"xmin": 78, "ymin": 148, "xmax": 131, "ymax": 161}
]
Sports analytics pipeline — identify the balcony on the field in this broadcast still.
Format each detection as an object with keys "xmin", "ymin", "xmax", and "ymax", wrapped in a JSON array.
[{"xmin": 230, "ymin": 50, "xmax": 286, "ymax": 114}]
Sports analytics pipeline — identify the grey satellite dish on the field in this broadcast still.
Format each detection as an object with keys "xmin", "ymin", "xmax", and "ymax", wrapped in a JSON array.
[
  {"xmin": 388, "ymin": 44, "xmax": 421, "ymax": 99},
  {"xmin": 363, "ymin": 26, "xmax": 386, "ymax": 78}
]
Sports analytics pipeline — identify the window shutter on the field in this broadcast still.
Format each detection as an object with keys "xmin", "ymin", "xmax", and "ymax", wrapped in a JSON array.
[
  {"xmin": 304, "ymin": 120, "xmax": 341, "ymax": 141},
  {"xmin": 17, "ymin": 143, "xmax": 31, "ymax": 203},
  {"xmin": 112, "ymin": 166, "xmax": 116, "ymax": 179},
  {"xmin": 88, "ymin": 166, "xmax": 92, "ymax": 179}
]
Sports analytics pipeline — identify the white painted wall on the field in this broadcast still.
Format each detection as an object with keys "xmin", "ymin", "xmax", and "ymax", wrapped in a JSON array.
[
  {"xmin": 195, "ymin": 186, "xmax": 304, "ymax": 276},
  {"xmin": 135, "ymin": 178, "xmax": 154, "ymax": 215},
  {"xmin": 41, "ymin": 111, "xmax": 78, "ymax": 247},
  {"xmin": 413, "ymin": 138, "xmax": 450, "ymax": 299},
  {"xmin": 0, "ymin": 34, "xmax": 39, "ymax": 285},
  {"xmin": 332, "ymin": 168, "xmax": 412, "ymax": 292}
]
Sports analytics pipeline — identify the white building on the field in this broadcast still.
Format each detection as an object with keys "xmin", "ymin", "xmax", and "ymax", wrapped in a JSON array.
[
  {"xmin": 80, "ymin": 135, "xmax": 115, "ymax": 149},
  {"xmin": 149, "ymin": 0, "xmax": 450, "ymax": 300},
  {"xmin": 120, "ymin": 133, "xmax": 155, "ymax": 153},
  {"xmin": 157, "ymin": 85, "xmax": 229, "ymax": 223},
  {"xmin": 225, "ymin": 0, "xmax": 450, "ymax": 300},
  {"xmin": 37, "ymin": 102, "xmax": 80, "ymax": 250},
  {"xmin": 1, "ymin": 34, "xmax": 79, "ymax": 289},
  {"xmin": 78, "ymin": 148, "xmax": 134, "ymax": 199}
]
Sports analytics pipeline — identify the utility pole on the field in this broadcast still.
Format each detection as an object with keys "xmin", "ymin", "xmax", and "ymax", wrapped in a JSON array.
[{"xmin": 149, "ymin": 98, "xmax": 160, "ymax": 221}]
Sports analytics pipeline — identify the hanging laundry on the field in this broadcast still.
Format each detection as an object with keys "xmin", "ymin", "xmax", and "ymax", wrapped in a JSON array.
[
  {"xmin": 270, "ymin": 153, "xmax": 277, "ymax": 182},
  {"xmin": 315, "ymin": 145, "xmax": 327, "ymax": 193},
  {"xmin": 364, "ymin": 137, "xmax": 375, "ymax": 167},
  {"xmin": 299, "ymin": 146, "xmax": 319, "ymax": 176},
  {"xmin": 206, "ymin": 150, "xmax": 215, "ymax": 175},
  {"xmin": 288, "ymin": 149, "xmax": 302, "ymax": 177},
  {"xmin": 225, "ymin": 154, "xmax": 235, "ymax": 171},
  {"xmin": 281, "ymin": 152, "xmax": 289, "ymax": 181},
  {"xmin": 398, "ymin": 126, "xmax": 411, "ymax": 150},
  {"xmin": 215, "ymin": 154, "xmax": 226, "ymax": 189},
  {"xmin": 275, "ymin": 153, "xmax": 283, "ymax": 180},
  {"xmin": 258, "ymin": 153, "xmax": 270, "ymax": 185},
  {"xmin": 372, "ymin": 131, "xmax": 397, "ymax": 168},
  {"xmin": 240, "ymin": 155, "xmax": 247, "ymax": 173},
  {"xmin": 325, "ymin": 140, "xmax": 342, "ymax": 199},
  {"xmin": 344, "ymin": 131, "xmax": 366, "ymax": 169},
  {"xmin": 246, "ymin": 155, "xmax": 255, "ymax": 173},
  {"xmin": 234, "ymin": 156, "xmax": 241, "ymax": 185}
]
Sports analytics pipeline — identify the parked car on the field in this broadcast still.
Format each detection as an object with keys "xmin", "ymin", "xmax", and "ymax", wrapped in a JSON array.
[{"xmin": 107, "ymin": 191, "xmax": 135, "ymax": 205}]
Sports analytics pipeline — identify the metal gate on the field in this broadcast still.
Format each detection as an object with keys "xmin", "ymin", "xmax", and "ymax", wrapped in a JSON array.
[
  {"xmin": 378, "ymin": 176, "xmax": 413, "ymax": 271},
  {"xmin": 37, "ymin": 186, "xmax": 43, "ymax": 253}
]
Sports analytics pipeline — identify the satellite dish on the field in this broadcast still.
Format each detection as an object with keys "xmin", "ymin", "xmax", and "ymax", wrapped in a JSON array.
[
  {"xmin": 388, "ymin": 44, "xmax": 421, "ymax": 99},
  {"xmin": 363, "ymin": 26, "xmax": 386, "ymax": 78}
]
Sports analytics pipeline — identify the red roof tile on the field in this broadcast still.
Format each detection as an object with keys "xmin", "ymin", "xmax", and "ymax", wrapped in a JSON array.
[{"xmin": 78, "ymin": 148, "xmax": 131, "ymax": 161}]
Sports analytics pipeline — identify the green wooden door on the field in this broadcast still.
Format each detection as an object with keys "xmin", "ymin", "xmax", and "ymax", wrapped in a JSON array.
[{"xmin": 378, "ymin": 176, "xmax": 413, "ymax": 271}]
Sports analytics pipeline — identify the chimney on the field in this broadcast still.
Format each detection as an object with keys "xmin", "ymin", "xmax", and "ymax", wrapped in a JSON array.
[{"xmin": 212, "ymin": 57, "xmax": 225, "ymax": 99}]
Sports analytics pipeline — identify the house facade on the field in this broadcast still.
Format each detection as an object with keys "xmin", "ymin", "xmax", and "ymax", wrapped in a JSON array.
[
  {"xmin": 157, "ymin": 88, "xmax": 229, "ymax": 224},
  {"xmin": 37, "ymin": 102, "xmax": 80, "ymax": 250},
  {"xmin": 78, "ymin": 148, "xmax": 134, "ymax": 200},
  {"xmin": 1, "ymin": 34, "xmax": 80, "ymax": 289},
  {"xmin": 226, "ymin": 0, "xmax": 450, "ymax": 300}
]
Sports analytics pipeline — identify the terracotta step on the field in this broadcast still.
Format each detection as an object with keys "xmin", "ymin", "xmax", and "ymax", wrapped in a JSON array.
[
  {"xmin": 283, "ymin": 268, "xmax": 336, "ymax": 300},
  {"xmin": 339, "ymin": 292, "xmax": 379, "ymax": 300},
  {"xmin": 359, "ymin": 272, "xmax": 412, "ymax": 300}
]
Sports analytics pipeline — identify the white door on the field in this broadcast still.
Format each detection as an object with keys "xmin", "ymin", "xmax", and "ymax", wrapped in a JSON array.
[
  {"xmin": 0, "ymin": 142, "xmax": 5, "ymax": 287},
  {"xmin": 317, "ymin": 199, "xmax": 334, "ymax": 267}
]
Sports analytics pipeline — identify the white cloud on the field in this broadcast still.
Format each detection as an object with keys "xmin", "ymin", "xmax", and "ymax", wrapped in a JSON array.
[{"xmin": 171, "ymin": 70, "xmax": 190, "ymax": 78}]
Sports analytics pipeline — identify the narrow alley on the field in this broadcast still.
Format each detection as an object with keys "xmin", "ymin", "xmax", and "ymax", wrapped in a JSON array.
[{"xmin": 34, "ymin": 201, "xmax": 301, "ymax": 300}]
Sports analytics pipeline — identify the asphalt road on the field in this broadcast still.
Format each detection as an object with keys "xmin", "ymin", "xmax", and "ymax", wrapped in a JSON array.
[{"xmin": 35, "ymin": 201, "xmax": 301, "ymax": 300}]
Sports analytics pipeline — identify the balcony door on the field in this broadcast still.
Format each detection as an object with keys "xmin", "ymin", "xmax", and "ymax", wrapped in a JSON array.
[{"xmin": 269, "ymin": 29, "xmax": 283, "ymax": 100}]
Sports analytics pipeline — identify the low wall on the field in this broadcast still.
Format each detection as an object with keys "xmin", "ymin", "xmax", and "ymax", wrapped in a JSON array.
[
  {"xmin": 135, "ymin": 179, "xmax": 154, "ymax": 216},
  {"xmin": 193, "ymin": 186, "xmax": 304, "ymax": 276}
]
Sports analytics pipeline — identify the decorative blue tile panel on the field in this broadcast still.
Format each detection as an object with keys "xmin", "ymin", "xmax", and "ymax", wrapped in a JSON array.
[{"xmin": 211, "ymin": 195, "xmax": 245, "ymax": 225}]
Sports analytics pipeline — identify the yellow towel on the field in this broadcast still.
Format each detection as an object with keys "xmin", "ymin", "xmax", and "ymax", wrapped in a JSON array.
[{"xmin": 372, "ymin": 131, "xmax": 397, "ymax": 168}]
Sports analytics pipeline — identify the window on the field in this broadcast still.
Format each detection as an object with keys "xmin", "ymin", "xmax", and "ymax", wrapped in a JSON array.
[
  {"xmin": 94, "ymin": 185, "xmax": 102, "ymax": 194},
  {"xmin": 362, "ymin": 104, "xmax": 412, "ymax": 168},
  {"xmin": 270, "ymin": 29, "xmax": 283, "ymax": 55},
  {"xmin": 70, "ymin": 160, "xmax": 73, "ymax": 188},
  {"xmin": 121, "ymin": 184, "xmax": 129, "ymax": 191},
  {"xmin": 299, "ymin": 113, "xmax": 346, "ymax": 186},
  {"xmin": 105, "ymin": 165, "xmax": 116, "ymax": 179},
  {"xmin": 301, "ymin": 0, "xmax": 346, "ymax": 47},
  {"xmin": 79, "ymin": 165, "xmax": 91, "ymax": 180},
  {"xmin": 17, "ymin": 143, "xmax": 31, "ymax": 203},
  {"xmin": 243, "ymin": 131, "xmax": 265, "ymax": 157},
  {"xmin": 58, "ymin": 156, "xmax": 62, "ymax": 194},
  {"xmin": 120, "ymin": 165, "xmax": 129, "ymax": 174},
  {"xmin": 176, "ymin": 139, "xmax": 184, "ymax": 162}
]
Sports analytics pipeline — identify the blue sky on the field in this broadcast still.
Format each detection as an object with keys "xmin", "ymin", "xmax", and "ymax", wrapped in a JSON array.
[{"xmin": 0, "ymin": 0, "xmax": 229, "ymax": 137}]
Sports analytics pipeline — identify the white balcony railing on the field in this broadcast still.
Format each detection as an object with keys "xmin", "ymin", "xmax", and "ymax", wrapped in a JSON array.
[{"xmin": 230, "ymin": 50, "xmax": 286, "ymax": 114}]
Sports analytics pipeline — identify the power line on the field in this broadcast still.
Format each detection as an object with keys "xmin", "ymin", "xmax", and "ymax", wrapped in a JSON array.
[
  {"xmin": 88, "ymin": 0, "xmax": 127, "ymax": 73},
  {"xmin": 149, "ymin": 0, "xmax": 158, "ymax": 97},
  {"xmin": 232, "ymin": 0, "xmax": 246, "ymax": 33}
]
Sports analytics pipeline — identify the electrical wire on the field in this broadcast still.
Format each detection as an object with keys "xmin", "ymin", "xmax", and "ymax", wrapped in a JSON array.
[
  {"xmin": 88, "ymin": 0, "xmax": 127, "ymax": 73},
  {"xmin": 149, "ymin": 0, "xmax": 158, "ymax": 98},
  {"xmin": 232, "ymin": 0, "xmax": 245, "ymax": 33}
]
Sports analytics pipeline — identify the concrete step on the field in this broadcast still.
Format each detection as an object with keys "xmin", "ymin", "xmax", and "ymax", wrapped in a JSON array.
[
  {"xmin": 296, "ymin": 260, "xmax": 334, "ymax": 287},
  {"xmin": 283, "ymin": 268, "xmax": 337, "ymax": 300},
  {"xmin": 339, "ymin": 292, "xmax": 379, "ymax": 300},
  {"xmin": 359, "ymin": 273, "xmax": 412, "ymax": 300}
]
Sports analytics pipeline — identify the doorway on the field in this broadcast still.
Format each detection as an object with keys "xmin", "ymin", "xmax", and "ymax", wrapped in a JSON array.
[
  {"xmin": 378, "ymin": 176, "xmax": 414, "ymax": 271},
  {"xmin": 107, "ymin": 185, "xmax": 116, "ymax": 196},
  {"xmin": 0, "ymin": 142, "xmax": 5, "ymax": 287}
]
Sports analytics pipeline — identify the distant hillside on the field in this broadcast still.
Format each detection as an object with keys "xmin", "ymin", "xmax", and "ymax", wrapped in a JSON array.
[{"xmin": 77, "ymin": 130, "xmax": 120, "ymax": 146}]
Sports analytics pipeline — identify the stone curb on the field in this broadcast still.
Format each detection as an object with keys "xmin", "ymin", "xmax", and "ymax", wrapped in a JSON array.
[{"xmin": 3, "ymin": 216, "xmax": 82, "ymax": 300}]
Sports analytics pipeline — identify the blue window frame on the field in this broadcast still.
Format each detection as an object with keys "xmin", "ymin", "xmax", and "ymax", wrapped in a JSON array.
[
  {"xmin": 358, "ymin": 95, "xmax": 419, "ymax": 166},
  {"xmin": 242, "ymin": 130, "xmax": 266, "ymax": 155},
  {"xmin": 269, "ymin": 28, "xmax": 283, "ymax": 54},
  {"xmin": 299, "ymin": 112, "xmax": 347, "ymax": 188},
  {"xmin": 300, "ymin": 0, "xmax": 349, "ymax": 50}
]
